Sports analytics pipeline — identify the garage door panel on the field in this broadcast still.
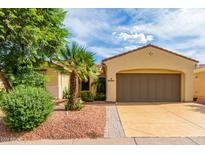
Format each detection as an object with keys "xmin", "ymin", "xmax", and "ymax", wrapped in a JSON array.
[
  {"xmin": 117, "ymin": 74, "xmax": 180, "ymax": 102},
  {"xmin": 148, "ymin": 75, "xmax": 156, "ymax": 101}
]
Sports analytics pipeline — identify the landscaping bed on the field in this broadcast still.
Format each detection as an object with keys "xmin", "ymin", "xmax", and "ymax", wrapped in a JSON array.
[{"xmin": 0, "ymin": 104, "xmax": 106, "ymax": 141}]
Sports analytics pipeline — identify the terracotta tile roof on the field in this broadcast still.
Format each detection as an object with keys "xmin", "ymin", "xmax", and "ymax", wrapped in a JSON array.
[{"xmin": 102, "ymin": 44, "xmax": 198, "ymax": 63}]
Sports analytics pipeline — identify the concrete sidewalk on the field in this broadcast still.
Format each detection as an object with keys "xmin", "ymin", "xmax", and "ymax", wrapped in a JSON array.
[
  {"xmin": 104, "ymin": 106, "xmax": 125, "ymax": 138},
  {"xmin": 1, "ymin": 137, "xmax": 205, "ymax": 145}
]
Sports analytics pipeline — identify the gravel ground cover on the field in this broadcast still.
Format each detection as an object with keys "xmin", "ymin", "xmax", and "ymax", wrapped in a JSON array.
[{"xmin": 0, "ymin": 104, "xmax": 106, "ymax": 142}]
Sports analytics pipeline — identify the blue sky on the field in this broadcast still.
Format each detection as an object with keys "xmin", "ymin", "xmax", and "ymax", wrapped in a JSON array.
[{"xmin": 64, "ymin": 8, "xmax": 205, "ymax": 64}]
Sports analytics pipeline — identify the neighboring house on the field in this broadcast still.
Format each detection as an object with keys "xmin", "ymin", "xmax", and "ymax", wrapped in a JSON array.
[
  {"xmin": 193, "ymin": 64, "xmax": 205, "ymax": 102},
  {"xmin": 102, "ymin": 44, "xmax": 198, "ymax": 102},
  {"xmin": 0, "ymin": 63, "xmax": 103, "ymax": 99},
  {"xmin": 38, "ymin": 66, "xmax": 71, "ymax": 99},
  {"xmin": 41, "ymin": 64, "xmax": 104, "ymax": 99}
]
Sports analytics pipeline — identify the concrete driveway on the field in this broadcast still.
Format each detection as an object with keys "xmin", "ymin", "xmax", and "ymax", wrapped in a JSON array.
[{"xmin": 117, "ymin": 103, "xmax": 205, "ymax": 137}]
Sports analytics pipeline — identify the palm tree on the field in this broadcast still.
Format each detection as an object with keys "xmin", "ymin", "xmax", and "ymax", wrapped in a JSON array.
[{"xmin": 57, "ymin": 42, "xmax": 99, "ymax": 110}]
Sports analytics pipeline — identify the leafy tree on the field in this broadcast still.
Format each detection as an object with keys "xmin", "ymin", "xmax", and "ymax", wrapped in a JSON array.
[
  {"xmin": 57, "ymin": 42, "xmax": 99, "ymax": 110},
  {"xmin": 12, "ymin": 71, "xmax": 46, "ymax": 88},
  {"xmin": 0, "ymin": 8, "xmax": 69, "ymax": 90}
]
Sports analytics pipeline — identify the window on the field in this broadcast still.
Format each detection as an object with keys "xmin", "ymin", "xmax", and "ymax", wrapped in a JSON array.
[{"xmin": 81, "ymin": 78, "xmax": 90, "ymax": 90}]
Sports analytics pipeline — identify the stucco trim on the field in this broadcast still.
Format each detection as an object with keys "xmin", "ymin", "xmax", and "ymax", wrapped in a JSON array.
[
  {"xmin": 102, "ymin": 44, "xmax": 198, "ymax": 63},
  {"xmin": 117, "ymin": 68, "xmax": 183, "ymax": 74}
]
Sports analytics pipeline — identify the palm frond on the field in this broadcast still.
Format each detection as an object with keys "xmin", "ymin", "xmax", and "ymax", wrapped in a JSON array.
[{"xmin": 54, "ymin": 42, "xmax": 99, "ymax": 80}]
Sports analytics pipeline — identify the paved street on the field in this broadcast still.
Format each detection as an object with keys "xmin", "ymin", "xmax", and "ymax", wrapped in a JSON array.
[{"xmin": 1, "ymin": 137, "xmax": 205, "ymax": 145}]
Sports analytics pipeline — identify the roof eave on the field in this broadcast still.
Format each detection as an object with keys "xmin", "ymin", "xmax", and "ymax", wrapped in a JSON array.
[{"xmin": 102, "ymin": 44, "xmax": 198, "ymax": 63}]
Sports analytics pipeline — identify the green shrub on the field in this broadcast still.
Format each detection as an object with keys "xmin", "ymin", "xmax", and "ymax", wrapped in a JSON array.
[
  {"xmin": 95, "ymin": 93, "xmax": 106, "ymax": 101},
  {"xmin": 11, "ymin": 72, "xmax": 45, "ymax": 88},
  {"xmin": 63, "ymin": 87, "xmax": 70, "ymax": 99},
  {"xmin": 0, "ymin": 86, "xmax": 53, "ymax": 132},
  {"xmin": 0, "ymin": 90, "xmax": 5, "ymax": 101},
  {"xmin": 80, "ymin": 91, "xmax": 94, "ymax": 102},
  {"xmin": 65, "ymin": 99, "xmax": 84, "ymax": 111}
]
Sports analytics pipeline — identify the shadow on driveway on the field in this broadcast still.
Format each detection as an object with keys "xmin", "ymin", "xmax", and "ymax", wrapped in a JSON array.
[{"xmin": 186, "ymin": 103, "xmax": 205, "ymax": 114}]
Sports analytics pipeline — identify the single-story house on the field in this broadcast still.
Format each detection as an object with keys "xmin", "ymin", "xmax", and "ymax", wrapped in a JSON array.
[
  {"xmin": 41, "ymin": 63, "xmax": 104, "ymax": 99},
  {"xmin": 0, "ymin": 44, "xmax": 200, "ymax": 102},
  {"xmin": 102, "ymin": 44, "xmax": 198, "ymax": 102},
  {"xmin": 193, "ymin": 64, "xmax": 205, "ymax": 102}
]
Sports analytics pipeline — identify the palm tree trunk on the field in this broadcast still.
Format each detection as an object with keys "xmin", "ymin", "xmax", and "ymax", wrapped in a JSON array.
[{"xmin": 68, "ymin": 70, "xmax": 76, "ymax": 109}]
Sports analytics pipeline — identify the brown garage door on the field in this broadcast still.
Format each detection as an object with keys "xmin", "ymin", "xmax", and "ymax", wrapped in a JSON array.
[{"xmin": 117, "ymin": 74, "xmax": 180, "ymax": 102}]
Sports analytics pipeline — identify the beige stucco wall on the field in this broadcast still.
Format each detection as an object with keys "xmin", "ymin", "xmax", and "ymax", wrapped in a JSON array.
[
  {"xmin": 58, "ymin": 73, "xmax": 70, "ymax": 99},
  {"xmin": 45, "ymin": 67, "xmax": 70, "ymax": 99},
  {"xmin": 45, "ymin": 67, "xmax": 59, "ymax": 98},
  {"xmin": 103, "ymin": 46, "xmax": 197, "ymax": 102},
  {"xmin": 193, "ymin": 68, "xmax": 205, "ymax": 99},
  {"xmin": 0, "ymin": 68, "xmax": 71, "ymax": 99}
]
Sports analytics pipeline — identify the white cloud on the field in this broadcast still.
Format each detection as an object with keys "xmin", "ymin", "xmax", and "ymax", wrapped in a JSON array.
[
  {"xmin": 64, "ymin": 9, "xmax": 121, "ymax": 46},
  {"xmin": 89, "ymin": 45, "xmax": 139, "ymax": 60},
  {"xmin": 122, "ymin": 45, "xmax": 139, "ymax": 51},
  {"xmin": 117, "ymin": 9, "xmax": 205, "ymax": 63},
  {"xmin": 179, "ymin": 50, "xmax": 205, "ymax": 64},
  {"xmin": 197, "ymin": 53, "xmax": 205, "ymax": 64},
  {"xmin": 89, "ymin": 46, "xmax": 120, "ymax": 58},
  {"xmin": 147, "ymin": 35, "xmax": 154, "ymax": 41},
  {"xmin": 113, "ymin": 32, "xmax": 154, "ymax": 44},
  {"xmin": 112, "ymin": 32, "xmax": 117, "ymax": 35},
  {"xmin": 129, "ymin": 9, "xmax": 205, "ymax": 45},
  {"xmin": 65, "ymin": 9, "xmax": 205, "ymax": 63},
  {"xmin": 64, "ymin": 9, "xmax": 143, "ymax": 61}
]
